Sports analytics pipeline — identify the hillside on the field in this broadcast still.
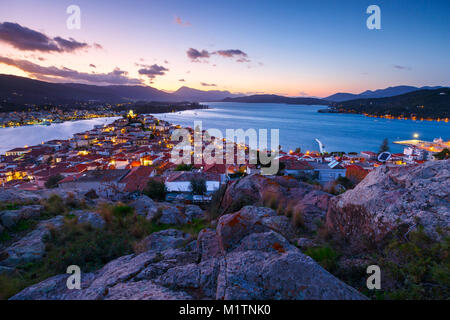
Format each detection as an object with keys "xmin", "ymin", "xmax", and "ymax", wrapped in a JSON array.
[
  {"xmin": 0, "ymin": 74, "xmax": 238, "ymax": 106},
  {"xmin": 222, "ymin": 94, "xmax": 329, "ymax": 105},
  {"xmin": 326, "ymin": 85, "xmax": 444, "ymax": 102},
  {"xmin": 330, "ymin": 88, "xmax": 450, "ymax": 119},
  {"xmin": 172, "ymin": 86, "xmax": 242, "ymax": 102}
]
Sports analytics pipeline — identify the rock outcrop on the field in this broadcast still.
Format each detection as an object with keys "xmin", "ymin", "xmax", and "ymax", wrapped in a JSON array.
[
  {"xmin": 0, "ymin": 205, "xmax": 43, "ymax": 229},
  {"xmin": 220, "ymin": 174, "xmax": 332, "ymax": 231},
  {"xmin": 71, "ymin": 210, "xmax": 105, "ymax": 229},
  {"xmin": 131, "ymin": 195, "xmax": 203, "ymax": 225},
  {"xmin": 0, "ymin": 216, "xmax": 64, "ymax": 267},
  {"xmin": 11, "ymin": 206, "xmax": 366, "ymax": 300},
  {"xmin": 326, "ymin": 160, "xmax": 450, "ymax": 250}
]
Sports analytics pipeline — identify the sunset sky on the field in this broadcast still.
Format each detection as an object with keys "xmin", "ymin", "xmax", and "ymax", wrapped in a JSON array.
[{"xmin": 0, "ymin": 0, "xmax": 449, "ymax": 97}]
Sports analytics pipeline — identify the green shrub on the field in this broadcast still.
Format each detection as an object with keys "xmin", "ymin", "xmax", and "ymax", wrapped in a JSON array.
[
  {"xmin": 207, "ymin": 184, "xmax": 227, "ymax": 220},
  {"xmin": 189, "ymin": 178, "xmax": 207, "ymax": 195},
  {"xmin": 42, "ymin": 194, "xmax": 67, "ymax": 216},
  {"xmin": 44, "ymin": 174, "xmax": 64, "ymax": 189},
  {"xmin": 292, "ymin": 209, "xmax": 304, "ymax": 228},
  {"xmin": 305, "ymin": 246, "xmax": 340, "ymax": 272},
  {"xmin": 143, "ymin": 179, "xmax": 167, "ymax": 201},
  {"xmin": 374, "ymin": 228, "xmax": 449, "ymax": 299},
  {"xmin": 174, "ymin": 164, "xmax": 193, "ymax": 171}
]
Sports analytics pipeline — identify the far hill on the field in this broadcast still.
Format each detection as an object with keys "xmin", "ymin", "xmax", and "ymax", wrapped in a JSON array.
[
  {"xmin": 222, "ymin": 94, "xmax": 329, "ymax": 105},
  {"xmin": 172, "ymin": 86, "xmax": 242, "ymax": 102},
  {"xmin": 330, "ymin": 88, "xmax": 450, "ymax": 119},
  {"xmin": 326, "ymin": 85, "xmax": 444, "ymax": 102},
  {"xmin": 0, "ymin": 74, "xmax": 239, "ymax": 107}
]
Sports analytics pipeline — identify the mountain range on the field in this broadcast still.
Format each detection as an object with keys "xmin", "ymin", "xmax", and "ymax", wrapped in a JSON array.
[
  {"xmin": 325, "ymin": 85, "xmax": 444, "ymax": 102},
  {"xmin": 221, "ymin": 94, "xmax": 328, "ymax": 105},
  {"xmin": 0, "ymin": 74, "xmax": 448, "ymax": 111},
  {"xmin": 0, "ymin": 74, "xmax": 241, "ymax": 105},
  {"xmin": 332, "ymin": 88, "xmax": 450, "ymax": 119}
]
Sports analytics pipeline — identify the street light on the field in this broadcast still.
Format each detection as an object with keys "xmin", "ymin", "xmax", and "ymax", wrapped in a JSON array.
[{"xmin": 413, "ymin": 133, "xmax": 419, "ymax": 139}]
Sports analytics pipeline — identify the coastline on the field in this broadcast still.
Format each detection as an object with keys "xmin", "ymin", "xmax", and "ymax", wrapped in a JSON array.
[{"xmin": 0, "ymin": 114, "xmax": 120, "ymax": 129}]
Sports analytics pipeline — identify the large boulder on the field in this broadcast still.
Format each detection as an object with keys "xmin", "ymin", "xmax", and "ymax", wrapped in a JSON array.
[
  {"xmin": 215, "ymin": 231, "xmax": 364, "ymax": 300},
  {"xmin": 139, "ymin": 229, "xmax": 191, "ymax": 252},
  {"xmin": 131, "ymin": 195, "xmax": 157, "ymax": 218},
  {"xmin": 71, "ymin": 210, "xmax": 105, "ymax": 229},
  {"xmin": 130, "ymin": 196, "xmax": 200, "ymax": 225},
  {"xmin": 217, "ymin": 206, "xmax": 295, "ymax": 252},
  {"xmin": 0, "ymin": 205, "xmax": 43, "ymax": 229},
  {"xmin": 0, "ymin": 189, "xmax": 42, "ymax": 203},
  {"xmin": 220, "ymin": 174, "xmax": 332, "ymax": 231},
  {"xmin": 326, "ymin": 160, "xmax": 450, "ymax": 250},
  {"xmin": 184, "ymin": 205, "xmax": 204, "ymax": 220}
]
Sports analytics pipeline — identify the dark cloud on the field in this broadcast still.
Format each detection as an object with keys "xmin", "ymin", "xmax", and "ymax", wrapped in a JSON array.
[
  {"xmin": 0, "ymin": 56, "xmax": 141, "ymax": 85},
  {"xmin": 215, "ymin": 49, "xmax": 247, "ymax": 59},
  {"xmin": 187, "ymin": 48, "xmax": 250, "ymax": 63},
  {"xmin": 393, "ymin": 65, "xmax": 411, "ymax": 70},
  {"xmin": 0, "ymin": 22, "xmax": 93, "ymax": 53},
  {"xmin": 138, "ymin": 64, "xmax": 169, "ymax": 80},
  {"xmin": 201, "ymin": 82, "xmax": 217, "ymax": 87},
  {"xmin": 175, "ymin": 16, "xmax": 191, "ymax": 27},
  {"xmin": 53, "ymin": 36, "xmax": 88, "ymax": 52},
  {"xmin": 178, "ymin": 79, "xmax": 185, "ymax": 82},
  {"xmin": 187, "ymin": 48, "xmax": 210, "ymax": 61},
  {"xmin": 89, "ymin": 64, "xmax": 96, "ymax": 68}
]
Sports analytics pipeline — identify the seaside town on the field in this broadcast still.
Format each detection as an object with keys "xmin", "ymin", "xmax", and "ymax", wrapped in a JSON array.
[
  {"xmin": 0, "ymin": 107, "xmax": 121, "ymax": 128},
  {"xmin": 1, "ymin": 110, "xmax": 448, "ymax": 199}
]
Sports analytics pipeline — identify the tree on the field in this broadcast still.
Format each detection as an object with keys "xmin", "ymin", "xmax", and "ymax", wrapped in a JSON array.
[
  {"xmin": 434, "ymin": 148, "xmax": 449, "ymax": 160},
  {"xmin": 45, "ymin": 174, "xmax": 64, "ymax": 189},
  {"xmin": 174, "ymin": 163, "xmax": 193, "ymax": 171},
  {"xmin": 379, "ymin": 138, "xmax": 390, "ymax": 154},
  {"xmin": 189, "ymin": 178, "xmax": 207, "ymax": 195},
  {"xmin": 143, "ymin": 179, "xmax": 167, "ymax": 201}
]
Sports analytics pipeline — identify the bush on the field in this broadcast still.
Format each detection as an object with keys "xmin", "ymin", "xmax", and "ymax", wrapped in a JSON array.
[
  {"xmin": 143, "ymin": 179, "xmax": 167, "ymax": 201},
  {"xmin": 174, "ymin": 164, "xmax": 193, "ymax": 171},
  {"xmin": 42, "ymin": 194, "xmax": 67, "ymax": 216},
  {"xmin": 207, "ymin": 185, "xmax": 227, "ymax": 220},
  {"xmin": 305, "ymin": 246, "xmax": 340, "ymax": 272},
  {"xmin": 434, "ymin": 148, "xmax": 449, "ymax": 160},
  {"xmin": 189, "ymin": 178, "xmax": 207, "ymax": 195},
  {"xmin": 335, "ymin": 176, "xmax": 354, "ymax": 190},
  {"xmin": 292, "ymin": 209, "xmax": 304, "ymax": 228},
  {"xmin": 44, "ymin": 174, "xmax": 64, "ymax": 189},
  {"xmin": 373, "ymin": 228, "xmax": 450, "ymax": 299}
]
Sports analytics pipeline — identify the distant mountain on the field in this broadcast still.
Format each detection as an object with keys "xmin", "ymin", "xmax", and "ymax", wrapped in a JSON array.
[
  {"xmin": 0, "ymin": 74, "xmax": 239, "ymax": 106},
  {"xmin": 222, "ymin": 94, "xmax": 329, "ymax": 105},
  {"xmin": 326, "ymin": 85, "xmax": 444, "ymax": 102},
  {"xmin": 331, "ymin": 88, "xmax": 450, "ymax": 119},
  {"xmin": 172, "ymin": 86, "xmax": 242, "ymax": 102}
]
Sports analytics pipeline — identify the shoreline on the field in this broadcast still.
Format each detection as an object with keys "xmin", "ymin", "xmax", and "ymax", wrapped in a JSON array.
[{"xmin": 0, "ymin": 114, "xmax": 120, "ymax": 129}]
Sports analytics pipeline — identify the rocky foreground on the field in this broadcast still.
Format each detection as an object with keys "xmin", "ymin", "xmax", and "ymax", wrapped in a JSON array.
[
  {"xmin": 327, "ymin": 160, "xmax": 449, "ymax": 250},
  {"xmin": 9, "ymin": 206, "xmax": 365, "ymax": 300},
  {"xmin": 1, "ymin": 160, "xmax": 449, "ymax": 300}
]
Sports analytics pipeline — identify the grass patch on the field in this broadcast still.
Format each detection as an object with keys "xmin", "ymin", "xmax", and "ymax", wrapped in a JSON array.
[{"xmin": 304, "ymin": 246, "xmax": 340, "ymax": 272}]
